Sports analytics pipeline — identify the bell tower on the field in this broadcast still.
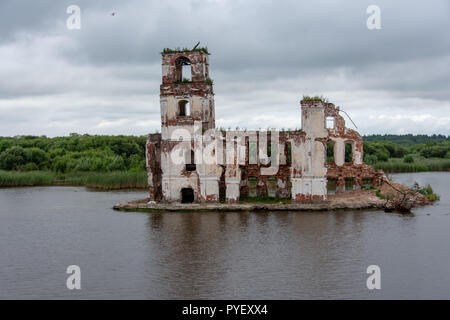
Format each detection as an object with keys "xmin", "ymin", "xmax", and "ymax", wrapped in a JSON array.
[
  {"xmin": 158, "ymin": 48, "xmax": 219, "ymax": 203},
  {"xmin": 160, "ymin": 48, "xmax": 215, "ymax": 137}
]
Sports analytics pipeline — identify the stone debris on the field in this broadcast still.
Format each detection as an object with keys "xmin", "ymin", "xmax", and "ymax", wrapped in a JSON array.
[{"xmin": 380, "ymin": 177, "xmax": 432, "ymax": 212}]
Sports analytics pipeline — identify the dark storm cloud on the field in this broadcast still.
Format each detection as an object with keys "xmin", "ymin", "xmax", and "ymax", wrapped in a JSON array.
[{"xmin": 0, "ymin": 0, "xmax": 449, "ymax": 136}]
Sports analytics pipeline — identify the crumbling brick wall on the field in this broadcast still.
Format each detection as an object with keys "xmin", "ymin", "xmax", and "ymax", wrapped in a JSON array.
[{"xmin": 146, "ymin": 48, "xmax": 382, "ymax": 204}]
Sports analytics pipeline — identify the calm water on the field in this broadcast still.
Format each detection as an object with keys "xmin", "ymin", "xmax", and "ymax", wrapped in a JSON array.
[{"xmin": 0, "ymin": 172, "xmax": 449, "ymax": 299}]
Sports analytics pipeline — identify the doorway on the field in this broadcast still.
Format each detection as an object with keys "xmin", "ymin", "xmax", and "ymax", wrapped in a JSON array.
[{"xmin": 181, "ymin": 188, "xmax": 194, "ymax": 203}]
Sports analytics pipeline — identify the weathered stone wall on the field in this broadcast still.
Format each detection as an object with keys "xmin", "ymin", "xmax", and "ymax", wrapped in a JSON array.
[
  {"xmin": 157, "ymin": 50, "xmax": 219, "ymax": 203},
  {"xmin": 324, "ymin": 102, "xmax": 383, "ymax": 193},
  {"xmin": 146, "ymin": 133, "xmax": 162, "ymax": 201}
]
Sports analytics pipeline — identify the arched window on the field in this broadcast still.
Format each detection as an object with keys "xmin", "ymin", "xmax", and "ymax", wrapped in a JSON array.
[
  {"xmin": 286, "ymin": 141, "xmax": 292, "ymax": 165},
  {"xmin": 185, "ymin": 149, "xmax": 196, "ymax": 171},
  {"xmin": 178, "ymin": 100, "xmax": 190, "ymax": 117},
  {"xmin": 345, "ymin": 142, "xmax": 353, "ymax": 163},
  {"xmin": 327, "ymin": 141, "xmax": 335, "ymax": 163},
  {"xmin": 175, "ymin": 56, "xmax": 191, "ymax": 82}
]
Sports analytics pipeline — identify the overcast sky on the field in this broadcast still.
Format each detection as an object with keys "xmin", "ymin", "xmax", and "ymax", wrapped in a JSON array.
[{"xmin": 1, "ymin": 0, "xmax": 449, "ymax": 137}]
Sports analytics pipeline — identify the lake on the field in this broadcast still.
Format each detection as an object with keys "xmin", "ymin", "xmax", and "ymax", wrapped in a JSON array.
[{"xmin": 0, "ymin": 172, "xmax": 449, "ymax": 299}]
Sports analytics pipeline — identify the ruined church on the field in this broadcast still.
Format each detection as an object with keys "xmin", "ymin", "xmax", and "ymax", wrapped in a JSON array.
[{"xmin": 146, "ymin": 48, "xmax": 382, "ymax": 203}]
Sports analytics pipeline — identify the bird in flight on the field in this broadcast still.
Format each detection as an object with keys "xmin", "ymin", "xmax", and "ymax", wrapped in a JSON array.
[{"xmin": 111, "ymin": 12, "xmax": 117, "ymax": 16}]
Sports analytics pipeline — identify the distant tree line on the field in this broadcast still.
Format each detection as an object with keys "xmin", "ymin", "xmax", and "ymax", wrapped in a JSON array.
[
  {"xmin": 0, "ymin": 134, "xmax": 449, "ymax": 172},
  {"xmin": 0, "ymin": 134, "xmax": 146, "ymax": 172},
  {"xmin": 362, "ymin": 134, "xmax": 450, "ymax": 165},
  {"xmin": 363, "ymin": 134, "xmax": 448, "ymax": 146}
]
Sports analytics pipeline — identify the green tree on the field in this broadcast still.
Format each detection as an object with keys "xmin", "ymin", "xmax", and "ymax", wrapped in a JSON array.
[{"xmin": 0, "ymin": 146, "xmax": 26, "ymax": 170}]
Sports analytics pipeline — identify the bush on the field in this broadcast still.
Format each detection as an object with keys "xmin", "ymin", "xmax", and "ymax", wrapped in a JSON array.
[
  {"xmin": 107, "ymin": 156, "xmax": 126, "ymax": 171},
  {"xmin": 417, "ymin": 184, "xmax": 440, "ymax": 201},
  {"xmin": 403, "ymin": 155, "xmax": 414, "ymax": 163},
  {"xmin": 364, "ymin": 154, "xmax": 378, "ymax": 165},
  {"xmin": 375, "ymin": 148, "xmax": 390, "ymax": 162},
  {"xmin": 420, "ymin": 145, "xmax": 449, "ymax": 158},
  {"xmin": 0, "ymin": 146, "xmax": 26, "ymax": 170}
]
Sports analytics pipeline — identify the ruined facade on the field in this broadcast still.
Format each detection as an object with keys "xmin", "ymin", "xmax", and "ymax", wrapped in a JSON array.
[{"xmin": 146, "ymin": 49, "xmax": 382, "ymax": 204}]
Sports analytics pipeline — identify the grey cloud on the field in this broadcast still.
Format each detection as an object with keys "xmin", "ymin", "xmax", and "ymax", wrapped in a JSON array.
[{"xmin": 0, "ymin": 0, "xmax": 449, "ymax": 136}]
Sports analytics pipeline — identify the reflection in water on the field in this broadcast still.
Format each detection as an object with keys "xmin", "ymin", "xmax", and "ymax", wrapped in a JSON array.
[
  {"xmin": 144, "ymin": 208, "xmax": 419, "ymax": 299},
  {"xmin": 0, "ymin": 172, "xmax": 448, "ymax": 299}
]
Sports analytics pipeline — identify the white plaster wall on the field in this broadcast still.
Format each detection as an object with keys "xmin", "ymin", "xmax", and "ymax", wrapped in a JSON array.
[
  {"xmin": 291, "ymin": 178, "xmax": 327, "ymax": 197},
  {"xmin": 225, "ymin": 166, "xmax": 241, "ymax": 201},
  {"xmin": 162, "ymin": 125, "xmax": 198, "ymax": 141},
  {"xmin": 302, "ymin": 106, "xmax": 328, "ymax": 139},
  {"xmin": 332, "ymin": 137, "xmax": 345, "ymax": 166},
  {"xmin": 311, "ymin": 140, "xmax": 327, "ymax": 177},
  {"xmin": 162, "ymin": 65, "xmax": 169, "ymax": 77},
  {"xmin": 164, "ymin": 96, "xmax": 178, "ymax": 120},
  {"xmin": 291, "ymin": 141, "xmax": 306, "ymax": 176},
  {"xmin": 199, "ymin": 177, "xmax": 220, "ymax": 201},
  {"xmin": 225, "ymin": 180, "xmax": 240, "ymax": 201},
  {"xmin": 162, "ymin": 176, "xmax": 199, "ymax": 202}
]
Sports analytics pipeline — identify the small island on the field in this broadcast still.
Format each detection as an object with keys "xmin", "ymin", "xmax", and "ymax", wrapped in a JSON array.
[{"xmin": 114, "ymin": 47, "xmax": 439, "ymax": 213}]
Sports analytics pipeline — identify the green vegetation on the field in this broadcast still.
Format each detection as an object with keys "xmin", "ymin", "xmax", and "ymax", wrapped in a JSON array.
[
  {"xmin": 414, "ymin": 183, "xmax": 440, "ymax": 201},
  {"xmin": 161, "ymin": 47, "xmax": 209, "ymax": 54},
  {"xmin": 174, "ymin": 77, "xmax": 192, "ymax": 84},
  {"xmin": 302, "ymin": 95, "xmax": 329, "ymax": 103},
  {"xmin": 0, "ymin": 133, "xmax": 449, "ymax": 188},
  {"xmin": 0, "ymin": 134, "xmax": 148, "ymax": 189},
  {"xmin": 373, "ymin": 158, "xmax": 450, "ymax": 173},
  {"xmin": 363, "ymin": 134, "xmax": 448, "ymax": 146},
  {"xmin": 64, "ymin": 171, "xmax": 148, "ymax": 190},
  {"xmin": 363, "ymin": 134, "xmax": 450, "ymax": 173},
  {"xmin": 326, "ymin": 142, "xmax": 334, "ymax": 162},
  {"xmin": 403, "ymin": 155, "xmax": 414, "ymax": 163},
  {"xmin": 375, "ymin": 189, "xmax": 385, "ymax": 199},
  {"xmin": 0, "ymin": 170, "xmax": 55, "ymax": 187}
]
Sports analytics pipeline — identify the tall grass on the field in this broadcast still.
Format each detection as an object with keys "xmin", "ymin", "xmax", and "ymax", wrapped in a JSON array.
[
  {"xmin": 0, "ymin": 170, "xmax": 55, "ymax": 187},
  {"xmin": 0, "ymin": 170, "xmax": 148, "ymax": 190},
  {"xmin": 64, "ymin": 171, "xmax": 148, "ymax": 190},
  {"xmin": 374, "ymin": 158, "xmax": 450, "ymax": 173}
]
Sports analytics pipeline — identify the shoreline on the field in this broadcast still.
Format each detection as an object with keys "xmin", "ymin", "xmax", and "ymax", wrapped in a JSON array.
[
  {"xmin": 113, "ymin": 200, "xmax": 386, "ymax": 213},
  {"xmin": 113, "ymin": 190, "xmax": 387, "ymax": 212},
  {"xmin": 113, "ymin": 179, "xmax": 437, "ymax": 213}
]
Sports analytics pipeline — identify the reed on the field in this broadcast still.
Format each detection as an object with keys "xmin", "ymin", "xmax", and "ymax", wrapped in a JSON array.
[
  {"xmin": 374, "ymin": 158, "xmax": 450, "ymax": 173},
  {"xmin": 0, "ymin": 170, "xmax": 55, "ymax": 187},
  {"xmin": 0, "ymin": 170, "xmax": 148, "ymax": 190},
  {"xmin": 64, "ymin": 171, "xmax": 148, "ymax": 190}
]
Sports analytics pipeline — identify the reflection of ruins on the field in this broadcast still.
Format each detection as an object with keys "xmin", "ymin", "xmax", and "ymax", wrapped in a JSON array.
[
  {"xmin": 146, "ymin": 48, "xmax": 382, "ymax": 204},
  {"xmin": 143, "ymin": 210, "xmax": 383, "ymax": 299}
]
